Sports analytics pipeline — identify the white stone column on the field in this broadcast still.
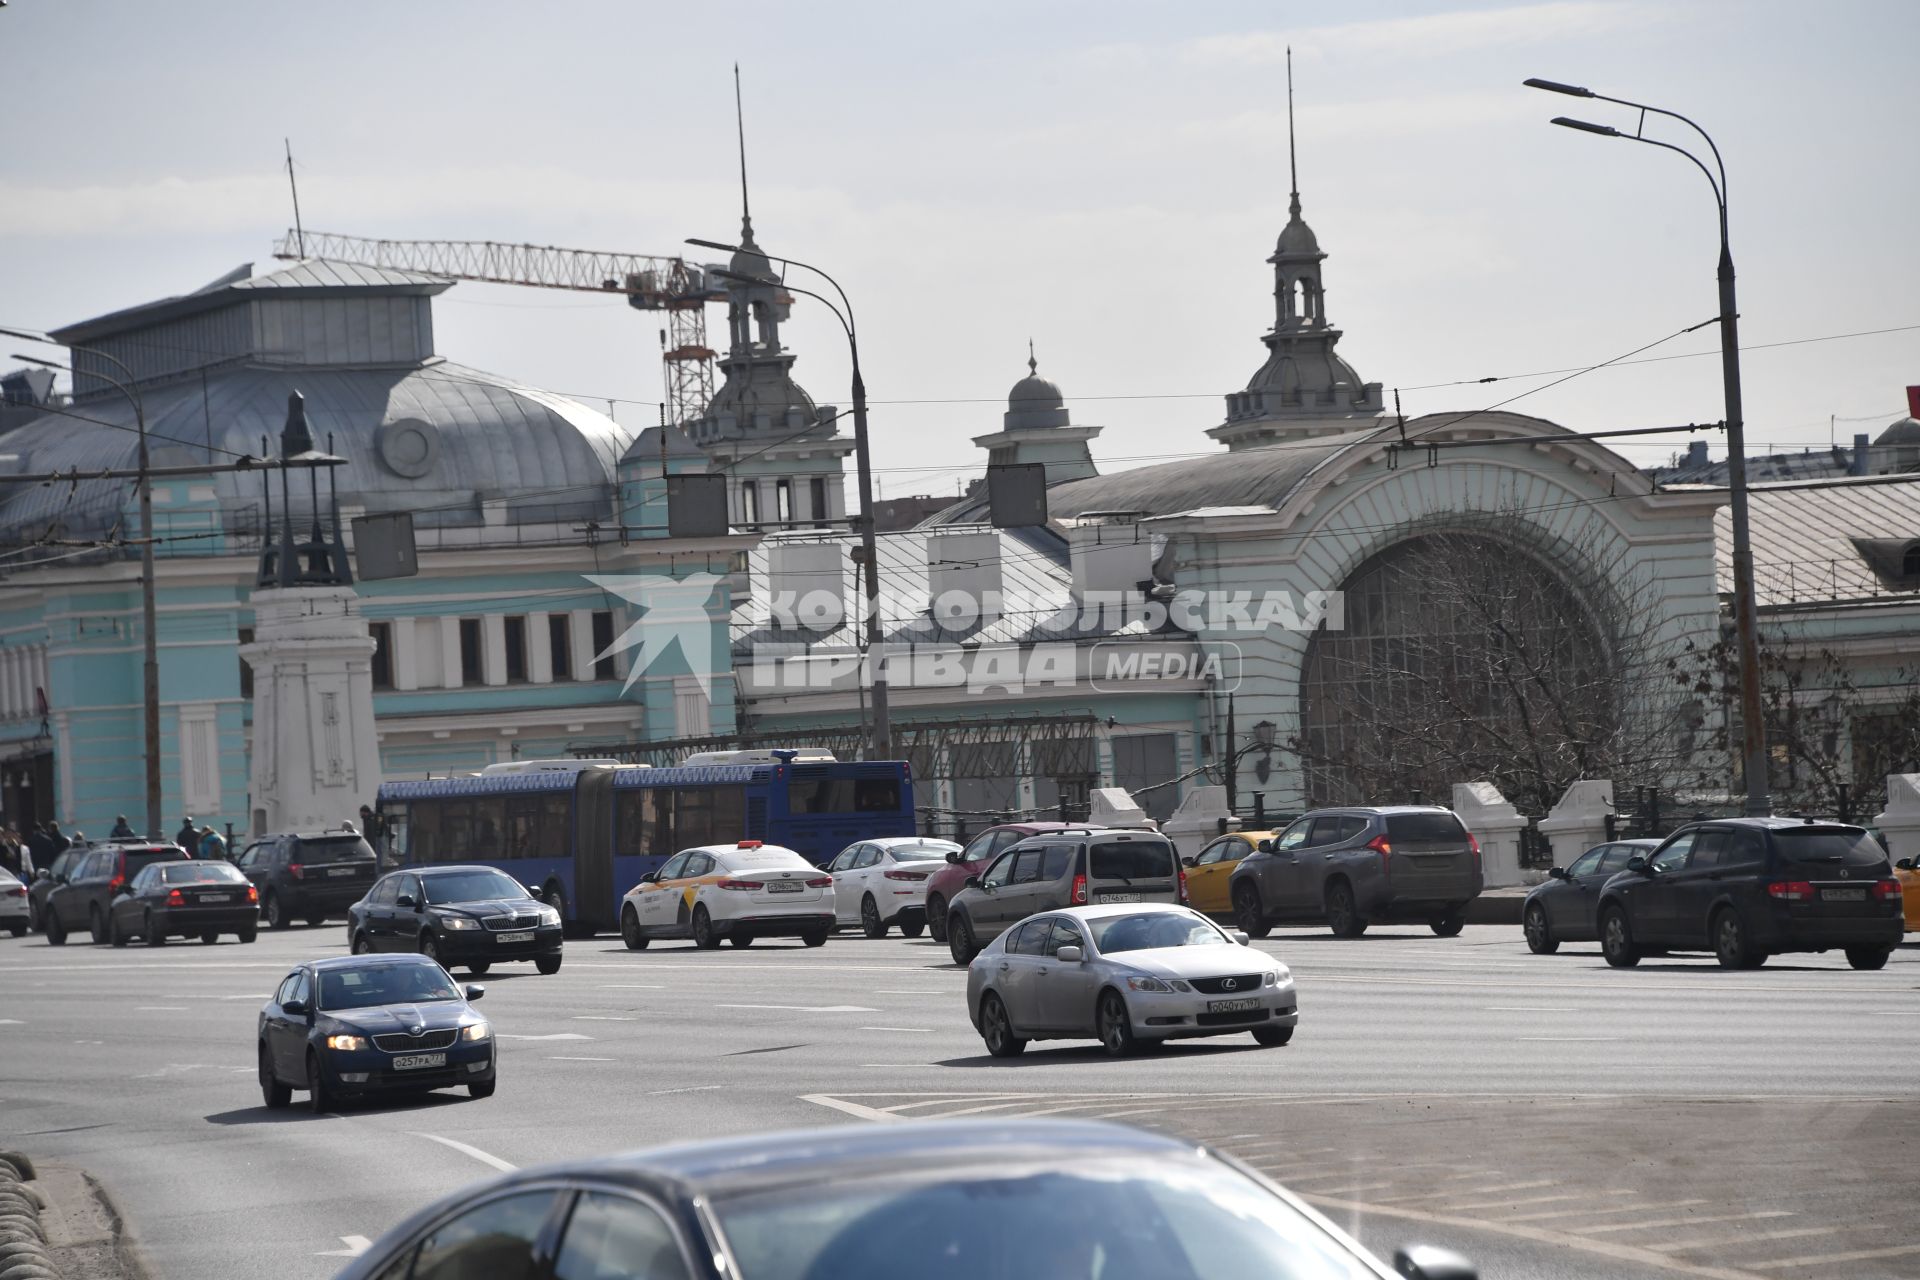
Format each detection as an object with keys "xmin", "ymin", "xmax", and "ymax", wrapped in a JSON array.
[
  {"xmin": 570, "ymin": 608, "xmax": 597, "ymax": 681},
  {"xmin": 529, "ymin": 612, "xmax": 554, "ymax": 683},
  {"xmin": 1163, "ymin": 785, "xmax": 1239, "ymax": 862},
  {"xmin": 439, "ymin": 617, "xmax": 463, "ymax": 690},
  {"xmin": 391, "ymin": 618, "xmax": 419, "ymax": 691},
  {"xmin": 482, "ymin": 614, "xmax": 507, "ymax": 686},
  {"xmin": 240, "ymin": 585, "xmax": 381, "ymax": 836},
  {"xmin": 1535, "ymin": 779, "xmax": 1615, "ymax": 868},
  {"xmin": 1872, "ymin": 774, "xmax": 1920, "ymax": 865},
  {"xmin": 1452, "ymin": 781, "xmax": 1529, "ymax": 888}
]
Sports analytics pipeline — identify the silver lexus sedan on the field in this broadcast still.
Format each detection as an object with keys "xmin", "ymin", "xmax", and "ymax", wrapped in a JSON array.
[{"xmin": 966, "ymin": 903, "xmax": 1298, "ymax": 1057}]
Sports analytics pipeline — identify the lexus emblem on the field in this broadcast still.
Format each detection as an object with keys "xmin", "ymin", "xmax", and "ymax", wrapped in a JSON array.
[{"xmin": 1221, "ymin": 978, "xmax": 1238, "ymax": 991}]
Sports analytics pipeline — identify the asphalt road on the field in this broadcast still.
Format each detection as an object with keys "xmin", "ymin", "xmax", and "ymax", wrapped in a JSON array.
[{"xmin": 1, "ymin": 921, "xmax": 1916, "ymax": 1280}]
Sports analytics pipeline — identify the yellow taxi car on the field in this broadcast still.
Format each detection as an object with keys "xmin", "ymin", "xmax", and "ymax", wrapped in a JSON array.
[
  {"xmin": 619, "ymin": 841, "xmax": 834, "ymax": 950},
  {"xmin": 1183, "ymin": 830, "xmax": 1281, "ymax": 916},
  {"xmin": 1894, "ymin": 853, "xmax": 1920, "ymax": 932}
]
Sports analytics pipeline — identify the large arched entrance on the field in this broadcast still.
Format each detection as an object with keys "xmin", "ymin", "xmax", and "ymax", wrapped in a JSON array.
[{"xmin": 1296, "ymin": 528, "xmax": 1619, "ymax": 813}]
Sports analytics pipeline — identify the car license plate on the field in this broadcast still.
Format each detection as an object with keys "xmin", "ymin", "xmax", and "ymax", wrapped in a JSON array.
[
  {"xmin": 497, "ymin": 931, "xmax": 535, "ymax": 943},
  {"xmin": 1823, "ymin": 888, "xmax": 1866, "ymax": 902},
  {"xmin": 392, "ymin": 1052, "xmax": 446, "ymax": 1071},
  {"xmin": 1102, "ymin": 893, "xmax": 1143, "ymax": 903},
  {"xmin": 768, "ymin": 881, "xmax": 802, "ymax": 894},
  {"xmin": 200, "ymin": 894, "xmax": 231, "ymax": 903},
  {"xmin": 327, "ymin": 867, "xmax": 355, "ymax": 877},
  {"xmin": 1208, "ymin": 998, "xmax": 1259, "ymax": 1014}
]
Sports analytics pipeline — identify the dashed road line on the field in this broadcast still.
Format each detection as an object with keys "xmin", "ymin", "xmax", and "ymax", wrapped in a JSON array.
[
  {"xmin": 1578, "ymin": 1210, "xmax": 1793, "ymax": 1235},
  {"xmin": 1503, "ymin": 1199, "xmax": 1708, "ymax": 1223},
  {"xmin": 1750, "ymin": 1243, "xmax": 1920, "ymax": 1269},
  {"xmin": 1650, "ymin": 1226, "xmax": 1842, "ymax": 1254},
  {"xmin": 410, "ymin": 1131, "xmax": 518, "ymax": 1173}
]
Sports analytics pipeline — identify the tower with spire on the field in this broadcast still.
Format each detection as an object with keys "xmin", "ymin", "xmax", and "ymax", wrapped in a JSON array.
[
  {"xmin": 1209, "ymin": 48, "xmax": 1384, "ymax": 452},
  {"xmin": 969, "ymin": 343, "xmax": 1103, "ymax": 485},
  {"xmin": 678, "ymin": 66, "xmax": 852, "ymax": 531}
]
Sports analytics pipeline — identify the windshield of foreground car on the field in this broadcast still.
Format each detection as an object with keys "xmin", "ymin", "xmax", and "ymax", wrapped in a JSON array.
[
  {"xmin": 318, "ymin": 964, "xmax": 462, "ymax": 1010},
  {"xmin": 712, "ymin": 1160, "xmax": 1373, "ymax": 1280},
  {"xmin": 423, "ymin": 871, "xmax": 529, "ymax": 904},
  {"xmin": 1089, "ymin": 912, "xmax": 1229, "ymax": 954}
]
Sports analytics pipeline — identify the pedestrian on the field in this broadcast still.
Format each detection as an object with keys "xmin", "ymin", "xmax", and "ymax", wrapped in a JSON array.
[
  {"xmin": 27, "ymin": 824, "xmax": 50, "ymax": 874},
  {"xmin": 109, "ymin": 814, "xmax": 136, "ymax": 839},
  {"xmin": 198, "ymin": 825, "xmax": 227, "ymax": 862},
  {"xmin": 47, "ymin": 821, "xmax": 70, "ymax": 858},
  {"xmin": 175, "ymin": 816, "xmax": 197, "ymax": 850},
  {"xmin": 0, "ymin": 828, "xmax": 18, "ymax": 877}
]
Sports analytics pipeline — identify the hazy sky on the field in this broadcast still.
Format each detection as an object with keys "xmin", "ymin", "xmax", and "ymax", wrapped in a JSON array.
[{"xmin": 3, "ymin": 1, "xmax": 1915, "ymax": 498}]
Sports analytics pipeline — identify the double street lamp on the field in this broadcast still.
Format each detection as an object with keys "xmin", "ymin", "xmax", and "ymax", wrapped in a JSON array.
[
  {"xmin": 685, "ymin": 239, "xmax": 892, "ymax": 763},
  {"xmin": 1523, "ymin": 78, "xmax": 1771, "ymax": 818},
  {"xmin": 2, "ymin": 328, "xmax": 164, "ymax": 838}
]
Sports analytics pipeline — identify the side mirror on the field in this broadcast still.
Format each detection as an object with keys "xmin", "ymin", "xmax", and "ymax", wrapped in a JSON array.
[
  {"xmin": 1547, "ymin": 866, "xmax": 1569, "ymax": 881},
  {"xmin": 1181, "ymin": 855, "xmax": 1197, "ymax": 868},
  {"xmin": 1897, "ymin": 858, "xmax": 1915, "ymax": 871},
  {"xmin": 946, "ymin": 850, "xmax": 963, "ymax": 864},
  {"xmin": 282, "ymin": 998, "xmax": 308, "ymax": 1017},
  {"xmin": 1054, "ymin": 945, "xmax": 1084, "ymax": 963},
  {"xmin": 464, "ymin": 985, "xmax": 485, "ymax": 1002},
  {"xmin": 964, "ymin": 876, "xmax": 983, "ymax": 890},
  {"xmin": 394, "ymin": 893, "xmax": 416, "ymax": 909},
  {"xmin": 1393, "ymin": 1245, "xmax": 1477, "ymax": 1280},
  {"xmin": 1256, "ymin": 839, "xmax": 1274, "ymax": 854},
  {"xmin": 1625, "ymin": 856, "xmax": 1650, "ymax": 874},
  {"xmin": 1232, "ymin": 929, "xmax": 1250, "ymax": 945}
]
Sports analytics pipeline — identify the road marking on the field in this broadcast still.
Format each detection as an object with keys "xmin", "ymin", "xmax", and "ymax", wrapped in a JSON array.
[
  {"xmin": 548, "ymin": 1056, "xmax": 615, "ymax": 1062},
  {"xmin": 1652, "ymin": 1226, "xmax": 1842, "ymax": 1254},
  {"xmin": 410, "ymin": 1131, "xmax": 518, "ymax": 1173},
  {"xmin": 1366, "ymin": 1179, "xmax": 1557, "ymax": 1204},
  {"xmin": 717, "ymin": 1003, "xmax": 879, "ymax": 1013},
  {"xmin": 859, "ymin": 1026, "xmax": 936, "ymax": 1032},
  {"xmin": 0, "ymin": 1019, "xmax": 21, "ymax": 1025},
  {"xmin": 597, "ymin": 984, "xmax": 663, "ymax": 989},
  {"xmin": 1504, "ymin": 1199, "xmax": 1707, "ymax": 1223},
  {"xmin": 135, "ymin": 1006, "xmax": 189, "ymax": 1011},
  {"xmin": 571, "ymin": 1015, "xmax": 635, "ymax": 1021},
  {"xmin": 1517, "ymin": 1036, "xmax": 1622, "ymax": 1042},
  {"xmin": 497, "ymin": 1032, "xmax": 593, "ymax": 1041},
  {"xmin": 315, "ymin": 1235, "xmax": 372, "ymax": 1259},
  {"xmin": 802, "ymin": 1094, "xmax": 902, "ymax": 1122},
  {"xmin": 1304, "ymin": 1181, "xmax": 1394, "ymax": 1197},
  {"xmin": 1484, "ymin": 1006, "xmax": 1567, "ymax": 1011},
  {"xmin": 724, "ymin": 1043, "xmax": 808, "ymax": 1056},
  {"xmin": 1579, "ymin": 1210, "xmax": 1793, "ymax": 1235},
  {"xmin": 641, "ymin": 1084, "xmax": 724, "ymax": 1097},
  {"xmin": 873, "ymin": 989, "xmax": 959, "ymax": 994},
  {"xmin": 1750, "ymin": 1243, "xmax": 1920, "ymax": 1269},
  {"xmin": 1305, "ymin": 1193, "xmax": 1769, "ymax": 1280}
]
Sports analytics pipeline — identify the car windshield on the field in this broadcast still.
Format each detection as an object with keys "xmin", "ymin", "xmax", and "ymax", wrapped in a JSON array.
[
  {"xmin": 160, "ymin": 862, "xmax": 246, "ymax": 885},
  {"xmin": 887, "ymin": 842, "xmax": 959, "ymax": 861},
  {"xmin": 317, "ymin": 963, "xmax": 461, "ymax": 1010},
  {"xmin": 1089, "ymin": 841, "xmax": 1175, "ymax": 880},
  {"xmin": 711, "ymin": 1158, "xmax": 1372, "ymax": 1280},
  {"xmin": 422, "ymin": 871, "xmax": 528, "ymax": 904},
  {"xmin": 1090, "ymin": 912, "xmax": 1228, "ymax": 954},
  {"xmin": 1772, "ymin": 829, "xmax": 1887, "ymax": 869}
]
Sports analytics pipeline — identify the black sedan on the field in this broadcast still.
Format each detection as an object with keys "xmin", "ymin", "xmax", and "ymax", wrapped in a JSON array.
[
  {"xmin": 347, "ymin": 865, "xmax": 562, "ymax": 976},
  {"xmin": 107, "ymin": 859, "xmax": 258, "ymax": 946},
  {"xmin": 1522, "ymin": 839, "xmax": 1659, "ymax": 953},
  {"xmin": 334, "ymin": 1119, "xmax": 1474, "ymax": 1280},
  {"xmin": 258, "ymin": 954, "xmax": 495, "ymax": 1113}
]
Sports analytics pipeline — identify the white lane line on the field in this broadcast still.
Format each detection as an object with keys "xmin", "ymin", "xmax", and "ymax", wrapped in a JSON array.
[
  {"xmin": 315, "ymin": 1235, "xmax": 372, "ymax": 1259},
  {"xmin": 1751, "ymin": 1243, "xmax": 1920, "ymax": 1269},
  {"xmin": 801, "ymin": 1094, "xmax": 902, "ymax": 1123},
  {"xmin": 597, "ymin": 984, "xmax": 663, "ymax": 989},
  {"xmin": 1304, "ymin": 1182, "xmax": 1394, "ymax": 1197},
  {"xmin": 497, "ymin": 1032, "xmax": 594, "ymax": 1041},
  {"xmin": 873, "ymin": 989, "xmax": 959, "ymax": 995},
  {"xmin": 135, "ymin": 1006, "xmax": 189, "ymax": 1011},
  {"xmin": 1503, "ymin": 1199, "xmax": 1707, "ymax": 1223},
  {"xmin": 1651, "ymin": 1226, "xmax": 1842, "ymax": 1254},
  {"xmin": 1484, "ymin": 1006, "xmax": 1567, "ymax": 1012},
  {"xmin": 717, "ymin": 1003, "xmax": 878, "ymax": 1013},
  {"xmin": 572, "ymin": 1016, "xmax": 636, "ymax": 1021},
  {"xmin": 548, "ymin": 1056, "xmax": 615, "ymax": 1062},
  {"xmin": 642, "ymin": 1084, "xmax": 724, "ymax": 1097},
  {"xmin": 0, "ymin": 1019, "xmax": 21, "ymax": 1025},
  {"xmin": 1364, "ymin": 1179, "xmax": 1557, "ymax": 1204},
  {"xmin": 1518, "ymin": 1036, "xmax": 1622, "ymax": 1042},
  {"xmin": 1448, "ymin": 1190, "xmax": 1633, "ymax": 1212},
  {"xmin": 1579, "ymin": 1210, "xmax": 1793, "ymax": 1235},
  {"xmin": 859, "ymin": 1026, "xmax": 936, "ymax": 1033},
  {"xmin": 410, "ymin": 1131, "xmax": 518, "ymax": 1173}
]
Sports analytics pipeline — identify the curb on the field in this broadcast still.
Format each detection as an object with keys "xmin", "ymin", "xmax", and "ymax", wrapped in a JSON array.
[
  {"xmin": 0, "ymin": 1148, "xmax": 59, "ymax": 1279},
  {"xmin": 1465, "ymin": 891, "xmax": 1526, "ymax": 926}
]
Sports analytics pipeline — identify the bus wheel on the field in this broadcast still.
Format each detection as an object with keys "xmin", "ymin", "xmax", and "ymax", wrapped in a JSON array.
[{"xmin": 621, "ymin": 906, "xmax": 648, "ymax": 951}]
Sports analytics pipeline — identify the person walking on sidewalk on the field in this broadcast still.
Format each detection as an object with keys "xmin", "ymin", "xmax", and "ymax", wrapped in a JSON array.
[{"xmin": 109, "ymin": 815, "xmax": 136, "ymax": 839}]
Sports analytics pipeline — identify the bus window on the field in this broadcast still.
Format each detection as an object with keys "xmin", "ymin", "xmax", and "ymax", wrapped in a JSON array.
[
  {"xmin": 714, "ymin": 786, "xmax": 746, "ymax": 838},
  {"xmin": 443, "ymin": 800, "xmax": 475, "ymax": 858},
  {"xmin": 617, "ymin": 789, "xmax": 662, "ymax": 854},
  {"xmin": 788, "ymin": 777, "xmax": 903, "ymax": 814},
  {"xmin": 474, "ymin": 796, "xmax": 505, "ymax": 859},
  {"xmin": 411, "ymin": 800, "xmax": 442, "ymax": 862},
  {"xmin": 678, "ymin": 788, "xmax": 715, "ymax": 849}
]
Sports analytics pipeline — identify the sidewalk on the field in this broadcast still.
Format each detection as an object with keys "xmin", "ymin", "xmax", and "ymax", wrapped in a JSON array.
[{"xmin": 25, "ymin": 1158, "xmax": 145, "ymax": 1280}]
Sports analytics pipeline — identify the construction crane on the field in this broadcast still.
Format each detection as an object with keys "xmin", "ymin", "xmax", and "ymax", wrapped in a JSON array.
[{"xmin": 272, "ymin": 230, "xmax": 726, "ymax": 426}]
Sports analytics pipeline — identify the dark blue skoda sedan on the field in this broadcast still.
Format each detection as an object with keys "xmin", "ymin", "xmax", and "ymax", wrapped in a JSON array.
[{"xmin": 257, "ymin": 954, "xmax": 494, "ymax": 1113}]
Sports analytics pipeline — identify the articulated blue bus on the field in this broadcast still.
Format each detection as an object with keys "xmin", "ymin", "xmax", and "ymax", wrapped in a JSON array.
[{"xmin": 375, "ymin": 755, "xmax": 914, "ymax": 933}]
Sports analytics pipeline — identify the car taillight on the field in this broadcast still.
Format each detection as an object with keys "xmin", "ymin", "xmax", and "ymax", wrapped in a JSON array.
[
  {"xmin": 884, "ymin": 869, "xmax": 928, "ymax": 882},
  {"xmin": 806, "ymin": 876, "xmax": 831, "ymax": 888},
  {"xmin": 246, "ymin": 885, "xmax": 259, "ymax": 903},
  {"xmin": 1177, "ymin": 867, "xmax": 1189, "ymax": 903},
  {"xmin": 167, "ymin": 888, "xmax": 184, "ymax": 906},
  {"xmin": 287, "ymin": 863, "xmax": 304, "ymax": 880},
  {"xmin": 2, "ymin": 884, "xmax": 23, "ymax": 897},
  {"xmin": 1466, "ymin": 833, "xmax": 1482, "ymax": 867},
  {"xmin": 1871, "ymin": 878, "xmax": 1902, "ymax": 901},
  {"xmin": 717, "ymin": 878, "xmax": 764, "ymax": 891},
  {"xmin": 1367, "ymin": 835, "xmax": 1392, "ymax": 875},
  {"xmin": 108, "ymin": 874, "xmax": 125, "ymax": 895},
  {"xmin": 1767, "ymin": 880, "xmax": 1815, "ymax": 902},
  {"xmin": 1070, "ymin": 874, "xmax": 1087, "ymax": 905}
]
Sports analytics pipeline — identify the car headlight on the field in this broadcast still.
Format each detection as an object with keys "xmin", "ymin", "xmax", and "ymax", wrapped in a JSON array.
[
  {"xmin": 1265, "ymin": 967, "xmax": 1292, "ymax": 986},
  {"xmin": 438, "ymin": 915, "xmax": 480, "ymax": 931},
  {"xmin": 535, "ymin": 905, "xmax": 561, "ymax": 926},
  {"xmin": 325, "ymin": 1034, "xmax": 368, "ymax": 1051},
  {"xmin": 1125, "ymin": 976, "xmax": 1177, "ymax": 993},
  {"xmin": 461, "ymin": 1022, "xmax": 491, "ymax": 1042}
]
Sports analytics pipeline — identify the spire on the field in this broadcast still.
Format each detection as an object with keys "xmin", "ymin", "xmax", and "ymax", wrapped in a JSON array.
[
  {"xmin": 1287, "ymin": 45, "xmax": 1300, "ymax": 219},
  {"xmin": 734, "ymin": 62, "xmax": 756, "ymax": 250},
  {"xmin": 1028, "ymin": 338, "xmax": 1037, "ymax": 377}
]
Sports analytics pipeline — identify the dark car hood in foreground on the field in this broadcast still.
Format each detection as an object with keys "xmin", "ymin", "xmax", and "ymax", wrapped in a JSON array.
[
  {"xmin": 430, "ymin": 898, "xmax": 542, "ymax": 920},
  {"xmin": 324, "ymin": 1002, "xmax": 474, "ymax": 1036}
]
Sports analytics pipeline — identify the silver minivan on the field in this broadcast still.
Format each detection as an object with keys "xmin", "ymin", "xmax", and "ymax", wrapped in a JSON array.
[{"xmin": 945, "ymin": 828, "xmax": 1184, "ymax": 964}]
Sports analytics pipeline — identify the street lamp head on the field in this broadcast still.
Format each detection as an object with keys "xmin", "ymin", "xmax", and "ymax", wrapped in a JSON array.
[
  {"xmin": 1551, "ymin": 116, "xmax": 1622, "ymax": 138},
  {"xmin": 1524, "ymin": 77, "xmax": 1594, "ymax": 98},
  {"xmin": 0, "ymin": 326, "xmax": 51, "ymax": 345},
  {"xmin": 1253, "ymin": 720, "xmax": 1277, "ymax": 750},
  {"xmin": 9, "ymin": 354, "xmax": 68, "ymax": 372},
  {"xmin": 685, "ymin": 237, "xmax": 738, "ymax": 253}
]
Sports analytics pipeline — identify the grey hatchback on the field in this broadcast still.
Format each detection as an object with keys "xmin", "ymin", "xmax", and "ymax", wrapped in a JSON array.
[
  {"xmin": 945, "ymin": 829, "xmax": 1185, "ymax": 964},
  {"xmin": 1229, "ymin": 806, "xmax": 1483, "ymax": 938}
]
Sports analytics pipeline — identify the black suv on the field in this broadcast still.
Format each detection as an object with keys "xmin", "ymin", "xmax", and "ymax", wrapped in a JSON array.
[
  {"xmin": 236, "ymin": 829, "xmax": 379, "ymax": 929},
  {"xmin": 43, "ymin": 842, "xmax": 190, "ymax": 944},
  {"xmin": 1595, "ymin": 817, "xmax": 1903, "ymax": 970}
]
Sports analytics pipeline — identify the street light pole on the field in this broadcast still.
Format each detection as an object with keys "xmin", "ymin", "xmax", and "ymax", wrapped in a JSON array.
[
  {"xmin": 693, "ymin": 241, "xmax": 893, "ymax": 762},
  {"xmin": 6, "ymin": 333, "xmax": 164, "ymax": 836},
  {"xmin": 1523, "ymin": 79, "xmax": 1771, "ymax": 818}
]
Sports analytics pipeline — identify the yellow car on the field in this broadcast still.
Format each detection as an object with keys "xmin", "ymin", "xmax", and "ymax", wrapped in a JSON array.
[
  {"xmin": 1895, "ymin": 854, "xmax": 1920, "ymax": 932},
  {"xmin": 1183, "ymin": 830, "xmax": 1281, "ymax": 916}
]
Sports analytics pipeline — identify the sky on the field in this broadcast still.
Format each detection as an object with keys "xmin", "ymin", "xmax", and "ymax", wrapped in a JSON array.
[{"xmin": 2, "ymin": 0, "xmax": 1915, "ymax": 499}]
